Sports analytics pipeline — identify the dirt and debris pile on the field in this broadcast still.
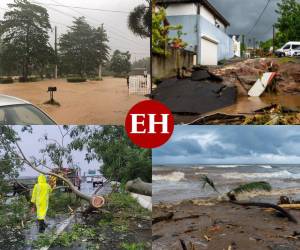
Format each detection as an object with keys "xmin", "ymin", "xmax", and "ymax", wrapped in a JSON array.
[
  {"xmin": 213, "ymin": 58, "xmax": 300, "ymax": 94},
  {"xmin": 152, "ymin": 68, "xmax": 237, "ymax": 114}
]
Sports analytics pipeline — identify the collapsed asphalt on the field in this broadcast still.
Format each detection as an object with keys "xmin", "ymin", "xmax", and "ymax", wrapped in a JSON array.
[{"xmin": 152, "ymin": 70, "xmax": 237, "ymax": 114}]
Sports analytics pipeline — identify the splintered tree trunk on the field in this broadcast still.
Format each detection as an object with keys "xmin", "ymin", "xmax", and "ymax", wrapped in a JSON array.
[{"xmin": 125, "ymin": 178, "xmax": 152, "ymax": 196}]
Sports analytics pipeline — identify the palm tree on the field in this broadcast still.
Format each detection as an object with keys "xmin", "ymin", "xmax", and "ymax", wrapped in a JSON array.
[
  {"xmin": 200, "ymin": 175, "xmax": 297, "ymax": 223},
  {"xmin": 128, "ymin": 0, "xmax": 151, "ymax": 38}
]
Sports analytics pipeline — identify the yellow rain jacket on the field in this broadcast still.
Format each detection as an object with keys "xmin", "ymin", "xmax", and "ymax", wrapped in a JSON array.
[{"xmin": 31, "ymin": 174, "xmax": 52, "ymax": 220}]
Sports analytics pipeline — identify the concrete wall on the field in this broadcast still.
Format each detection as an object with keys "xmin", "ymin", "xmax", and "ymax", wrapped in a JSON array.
[
  {"xmin": 165, "ymin": 3, "xmax": 197, "ymax": 16},
  {"xmin": 152, "ymin": 48, "xmax": 195, "ymax": 79},
  {"xmin": 166, "ymin": 15, "xmax": 198, "ymax": 53},
  {"xmin": 166, "ymin": 15, "xmax": 234, "ymax": 64},
  {"xmin": 200, "ymin": 16, "xmax": 234, "ymax": 62}
]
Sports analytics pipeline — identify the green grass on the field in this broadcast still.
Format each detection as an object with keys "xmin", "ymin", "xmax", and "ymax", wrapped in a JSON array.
[
  {"xmin": 277, "ymin": 57, "xmax": 298, "ymax": 64},
  {"xmin": 47, "ymin": 191, "xmax": 83, "ymax": 217},
  {"xmin": 105, "ymin": 192, "xmax": 150, "ymax": 217},
  {"xmin": 120, "ymin": 242, "xmax": 145, "ymax": 250},
  {"xmin": 0, "ymin": 196, "xmax": 30, "ymax": 227}
]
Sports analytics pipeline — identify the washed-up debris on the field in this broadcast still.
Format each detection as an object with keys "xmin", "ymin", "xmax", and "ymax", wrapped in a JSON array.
[
  {"xmin": 248, "ymin": 72, "xmax": 277, "ymax": 97},
  {"xmin": 152, "ymin": 68, "xmax": 237, "ymax": 114},
  {"xmin": 189, "ymin": 113, "xmax": 246, "ymax": 125},
  {"xmin": 189, "ymin": 104, "xmax": 300, "ymax": 125},
  {"xmin": 152, "ymin": 212, "xmax": 174, "ymax": 225},
  {"xmin": 213, "ymin": 58, "xmax": 300, "ymax": 94}
]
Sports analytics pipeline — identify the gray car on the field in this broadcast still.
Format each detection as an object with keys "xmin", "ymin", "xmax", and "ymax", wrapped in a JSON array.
[{"xmin": 0, "ymin": 94, "xmax": 56, "ymax": 125}]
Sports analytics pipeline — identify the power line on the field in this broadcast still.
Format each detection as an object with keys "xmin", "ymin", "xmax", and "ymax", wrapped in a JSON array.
[
  {"xmin": 1, "ymin": 2, "xmax": 148, "ymax": 56},
  {"xmin": 44, "ymin": 0, "xmax": 147, "ymax": 50},
  {"xmin": 246, "ymin": 0, "xmax": 272, "ymax": 36},
  {"xmin": 33, "ymin": 1, "xmax": 129, "ymax": 14}
]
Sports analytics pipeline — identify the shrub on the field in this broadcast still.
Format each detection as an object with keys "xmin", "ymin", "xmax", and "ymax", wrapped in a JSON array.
[
  {"xmin": 18, "ymin": 76, "xmax": 39, "ymax": 82},
  {"xmin": 67, "ymin": 77, "xmax": 87, "ymax": 83},
  {"xmin": 89, "ymin": 77, "xmax": 102, "ymax": 81},
  {"xmin": 0, "ymin": 77, "xmax": 14, "ymax": 84},
  {"xmin": 28, "ymin": 77, "xmax": 39, "ymax": 82},
  {"xmin": 113, "ymin": 73, "xmax": 128, "ymax": 78}
]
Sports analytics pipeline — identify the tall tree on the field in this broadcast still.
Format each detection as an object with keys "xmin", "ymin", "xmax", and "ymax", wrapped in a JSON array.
[
  {"xmin": 93, "ymin": 25, "xmax": 110, "ymax": 79},
  {"xmin": 69, "ymin": 126, "xmax": 152, "ymax": 183},
  {"xmin": 0, "ymin": 0, "xmax": 53, "ymax": 80},
  {"xmin": 128, "ymin": 0, "xmax": 151, "ymax": 38},
  {"xmin": 275, "ymin": 0, "xmax": 300, "ymax": 45},
  {"xmin": 110, "ymin": 50, "xmax": 131, "ymax": 76},
  {"xmin": 59, "ymin": 17, "xmax": 110, "ymax": 77}
]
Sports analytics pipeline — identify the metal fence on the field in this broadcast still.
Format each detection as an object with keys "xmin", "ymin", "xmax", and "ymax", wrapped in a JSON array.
[{"xmin": 128, "ymin": 74, "xmax": 151, "ymax": 95}]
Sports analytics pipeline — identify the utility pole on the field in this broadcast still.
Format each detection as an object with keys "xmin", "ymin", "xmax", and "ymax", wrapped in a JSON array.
[
  {"xmin": 272, "ymin": 24, "xmax": 275, "ymax": 53},
  {"xmin": 54, "ymin": 26, "xmax": 58, "ymax": 79},
  {"xmin": 98, "ymin": 24, "xmax": 103, "ymax": 80}
]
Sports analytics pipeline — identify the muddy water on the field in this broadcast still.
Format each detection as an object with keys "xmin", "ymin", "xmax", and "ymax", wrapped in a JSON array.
[
  {"xmin": 174, "ymin": 94, "xmax": 300, "ymax": 124},
  {"xmin": 215, "ymin": 94, "xmax": 300, "ymax": 115}
]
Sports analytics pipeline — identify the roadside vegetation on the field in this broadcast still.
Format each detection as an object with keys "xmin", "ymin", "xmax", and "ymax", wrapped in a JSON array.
[
  {"xmin": 0, "ymin": 0, "xmax": 150, "ymax": 82},
  {"xmin": 0, "ymin": 125, "xmax": 152, "ymax": 249}
]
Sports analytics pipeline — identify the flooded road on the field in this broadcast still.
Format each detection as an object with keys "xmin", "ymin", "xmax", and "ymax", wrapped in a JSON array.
[
  {"xmin": 174, "ymin": 93, "xmax": 300, "ymax": 124},
  {"xmin": 80, "ymin": 180, "xmax": 112, "ymax": 196},
  {"xmin": 23, "ymin": 180, "xmax": 112, "ymax": 250}
]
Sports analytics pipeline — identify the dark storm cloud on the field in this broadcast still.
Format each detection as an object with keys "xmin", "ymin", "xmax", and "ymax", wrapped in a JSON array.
[
  {"xmin": 152, "ymin": 126, "xmax": 300, "ymax": 164},
  {"xmin": 209, "ymin": 0, "xmax": 281, "ymax": 42},
  {"xmin": 155, "ymin": 138, "xmax": 203, "ymax": 157}
]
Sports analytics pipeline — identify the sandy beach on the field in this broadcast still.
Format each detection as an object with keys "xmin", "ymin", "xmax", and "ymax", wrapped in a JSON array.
[
  {"xmin": 0, "ymin": 77, "xmax": 147, "ymax": 124},
  {"xmin": 152, "ymin": 165, "xmax": 300, "ymax": 249},
  {"xmin": 153, "ymin": 198, "xmax": 300, "ymax": 250}
]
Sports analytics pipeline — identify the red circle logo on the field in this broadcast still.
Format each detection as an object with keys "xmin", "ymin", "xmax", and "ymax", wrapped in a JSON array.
[{"xmin": 125, "ymin": 100, "xmax": 174, "ymax": 148}]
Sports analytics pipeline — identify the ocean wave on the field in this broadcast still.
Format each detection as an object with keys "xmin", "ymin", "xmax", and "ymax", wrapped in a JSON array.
[
  {"xmin": 192, "ymin": 166, "xmax": 204, "ymax": 170},
  {"xmin": 259, "ymin": 165, "xmax": 273, "ymax": 169},
  {"xmin": 221, "ymin": 170, "xmax": 300, "ymax": 180},
  {"xmin": 214, "ymin": 165, "xmax": 240, "ymax": 168},
  {"xmin": 153, "ymin": 171, "xmax": 185, "ymax": 182}
]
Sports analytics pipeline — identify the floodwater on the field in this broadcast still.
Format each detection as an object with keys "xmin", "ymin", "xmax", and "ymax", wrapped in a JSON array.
[
  {"xmin": 0, "ymin": 78, "xmax": 147, "ymax": 124},
  {"xmin": 22, "ymin": 181, "xmax": 112, "ymax": 250},
  {"xmin": 174, "ymin": 93, "xmax": 300, "ymax": 124},
  {"xmin": 218, "ymin": 94, "xmax": 300, "ymax": 115}
]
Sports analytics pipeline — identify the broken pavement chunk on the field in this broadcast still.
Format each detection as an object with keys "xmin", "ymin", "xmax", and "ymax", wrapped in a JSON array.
[
  {"xmin": 152, "ymin": 78, "xmax": 237, "ymax": 114},
  {"xmin": 191, "ymin": 69, "xmax": 210, "ymax": 81}
]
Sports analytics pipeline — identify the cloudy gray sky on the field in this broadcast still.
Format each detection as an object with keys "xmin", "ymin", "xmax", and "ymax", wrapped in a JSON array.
[
  {"xmin": 153, "ymin": 126, "xmax": 300, "ymax": 165},
  {"xmin": 14, "ymin": 126, "xmax": 101, "ymax": 177},
  {"xmin": 0, "ymin": 0, "xmax": 149, "ymax": 61},
  {"xmin": 210, "ymin": 0, "xmax": 300, "ymax": 42}
]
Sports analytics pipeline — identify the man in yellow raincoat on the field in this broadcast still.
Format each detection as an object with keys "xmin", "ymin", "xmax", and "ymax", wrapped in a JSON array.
[{"xmin": 31, "ymin": 174, "xmax": 52, "ymax": 233}]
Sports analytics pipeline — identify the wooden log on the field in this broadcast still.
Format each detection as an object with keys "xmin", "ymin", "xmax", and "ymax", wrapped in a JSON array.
[
  {"xmin": 125, "ymin": 178, "xmax": 152, "ymax": 196},
  {"xmin": 279, "ymin": 204, "xmax": 300, "ymax": 210}
]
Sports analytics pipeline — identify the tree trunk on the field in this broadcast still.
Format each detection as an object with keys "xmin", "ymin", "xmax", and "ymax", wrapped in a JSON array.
[
  {"xmin": 30, "ymin": 163, "xmax": 105, "ymax": 208},
  {"xmin": 125, "ymin": 178, "xmax": 152, "ymax": 196},
  {"xmin": 230, "ymin": 200, "xmax": 298, "ymax": 223},
  {"xmin": 98, "ymin": 64, "xmax": 102, "ymax": 80}
]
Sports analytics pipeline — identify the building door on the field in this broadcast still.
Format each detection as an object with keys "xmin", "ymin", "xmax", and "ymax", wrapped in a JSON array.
[{"xmin": 201, "ymin": 37, "xmax": 218, "ymax": 65}]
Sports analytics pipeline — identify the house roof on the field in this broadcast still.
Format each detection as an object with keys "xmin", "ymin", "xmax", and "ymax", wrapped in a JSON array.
[{"xmin": 156, "ymin": 0, "xmax": 230, "ymax": 27}]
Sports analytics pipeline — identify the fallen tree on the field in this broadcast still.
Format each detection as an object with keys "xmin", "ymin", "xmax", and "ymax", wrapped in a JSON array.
[
  {"xmin": 15, "ymin": 142, "xmax": 105, "ymax": 208},
  {"xmin": 0, "ymin": 126, "xmax": 105, "ymax": 208},
  {"xmin": 201, "ymin": 175, "xmax": 298, "ymax": 224},
  {"xmin": 125, "ymin": 178, "xmax": 152, "ymax": 196}
]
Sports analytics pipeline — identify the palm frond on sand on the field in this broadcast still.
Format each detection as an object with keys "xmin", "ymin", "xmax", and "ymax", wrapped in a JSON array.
[
  {"xmin": 232, "ymin": 181, "xmax": 272, "ymax": 195},
  {"xmin": 200, "ymin": 175, "xmax": 219, "ymax": 193}
]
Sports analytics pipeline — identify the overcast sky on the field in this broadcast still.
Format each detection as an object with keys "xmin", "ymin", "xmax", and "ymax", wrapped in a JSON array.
[
  {"xmin": 0, "ymin": 0, "xmax": 149, "ymax": 61},
  {"xmin": 210, "ymin": 0, "xmax": 300, "ymax": 42},
  {"xmin": 14, "ymin": 126, "xmax": 101, "ymax": 177},
  {"xmin": 153, "ymin": 126, "xmax": 300, "ymax": 165}
]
